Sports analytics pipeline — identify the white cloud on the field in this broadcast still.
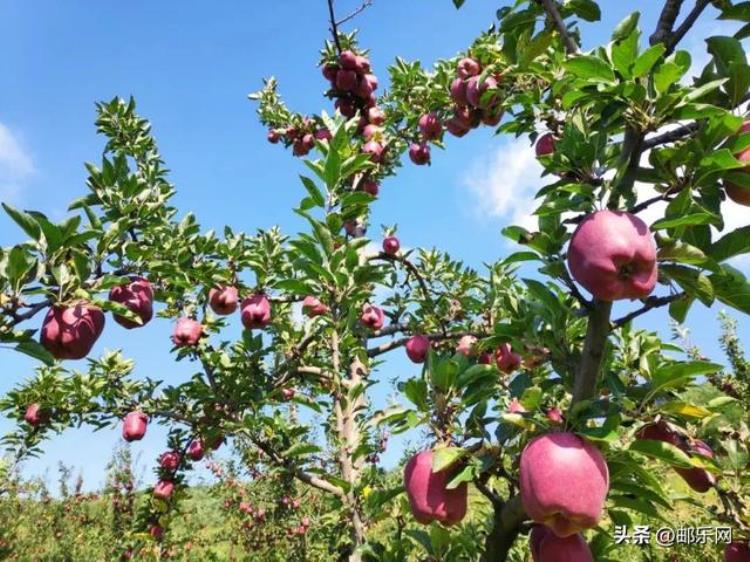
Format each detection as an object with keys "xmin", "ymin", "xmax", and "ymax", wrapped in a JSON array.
[
  {"xmin": 462, "ymin": 136, "xmax": 545, "ymax": 231},
  {"xmin": 0, "ymin": 122, "xmax": 34, "ymax": 204}
]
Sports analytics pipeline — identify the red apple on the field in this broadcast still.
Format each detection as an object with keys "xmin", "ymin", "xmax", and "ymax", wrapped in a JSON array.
[
  {"xmin": 24, "ymin": 403, "xmax": 49, "ymax": 427},
  {"xmin": 281, "ymin": 388, "xmax": 296, "ymax": 401},
  {"xmin": 360, "ymin": 304, "xmax": 385, "ymax": 331},
  {"xmin": 481, "ymin": 106, "xmax": 503, "ymax": 126},
  {"xmin": 336, "ymin": 69, "xmax": 358, "ymax": 92},
  {"xmin": 466, "ymin": 76, "xmax": 498, "ymax": 109},
  {"xmin": 725, "ymin": 541, "xmax": 750, "ymax": 562},
  {"xmin": 40, "ymin": 302, "xmax": 105, "ymax": 360},
  {"xmin": 335, "ymin": 97, "xmax": 357, "ymax": 118},
  {"xmin": 122, "ymin": 411, "xmax": 148, "ymax": 442},
  {"xmin": 446, "ymin": 116, "xmax": 470, "ymax": 138},
  {"xmin": 456, "ymin": 335, "xmax": 477, "ymax": 356},
  {"xmin": 405, "ymin": 335, "xmax": 430, "ymax": 363},
  {"xmin": 409, "ymin": 142, "xmax": 430, "ymax": 165},
  {"xmin": 675, "ymin": 439, "xmax": 717, "ymax": 493},
  {"xmin": 382, "ymin": 236, "xmax": 400, "ymax": 256},
  {"xmin": 367, "ymin": 106, "xmax": 385, "ymax": 125},
  {"xmin": 457, "ymin": 57, "xmax": 481, "ymax": 79},
  {"xmin": 725, "ymin": 120, "xmax": 750, "ymax": 205},
  {"xmin": 546, "ymin": 408, "xmax": 564, "ymax": 425},
  {"xmin": 159, "ymin": 451, "xmax": 182, "ymax": 472},
  {"xmin": 362, "ymin": 124, "xmax": 382, "ymax": 141},
  {"xmin": 362, "ymin": 140, "xmax": 384, "ymax": 163},
  {"xmin": 520, "ymin": 432, "xmax": 609, "ymax": 537},
  {"xmin": 355, "ymin": 55, "xmax": 371, "ymax": 74},
  {"xmin": 171, "ymin": 317, "xmax": 203, "ymax": 347},
  {"xmin": 267, "ymin": 129, "xmax": 281, "ymax": 144},
  {"xmin": 536, "ymin": 133, "xmax": 556, "ymax": 157},
  {"xmin": 495, "ymin": 343, "xmax": 521, "ymax": 374},
  {"xmin": 208, "ymin": 286, "xmax": 239, "ymax": 316},
  {"xmin": 449, "ymin": 78, "xmax": 468, "ymax": 106},
  {"xmin": 403, "ymin": 450, "xmax": 467, "ymax": 526},
  {"xmin": 567, "ymin": 210, "xmax": 657, "ymax": 301},
  {"xmin": 531, "ymin": 525, "xmax": 594, "ymax": 562},
  {"xmin": 314, "ymin": 127, "xmax": 332, "ymax": 141},
  {"xmin": 302, "ymin": 296, "xmax": 329, "ymax": 318},
  {"xmin": 186, "ymin": 439, "xmax": 205, "ymax": 461},
  {"xmin": 153, "ymin": 479, "xmax": 175, "ymax": 500},
  {"xmin": 418, "ymin": 113, "xmax": 442, "ymax": 141},
  {"xmin": 360, "ymin": 179, "xmax": 379, "ymax": 196},
  {"xmin": 478, "ymin": 351, "xmax": 493, "ymax": 364},
  {"xmin": 149, "ymin": 524, "xmax": 164, "ymax": 540},
  {"xmin": 339, "ymin": 50, "xmax": 358, "ymax": 70},
  {"xmin": 241, "ymin": 294, "xmax": 271, "ymax": 330},
  {"xmin": 322, "ymin": 64, "xmax": 338, "ymax": 82}
]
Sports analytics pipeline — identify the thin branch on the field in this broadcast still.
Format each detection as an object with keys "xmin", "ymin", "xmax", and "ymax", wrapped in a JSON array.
[
  {"xmin": 612, "ymin": 292, "xmax": 686, "ymax": 329},
  {"xmin": 326, "ymin": 0, "xmax": 343, "ymax": 53},
  {"xmin": 367, "ymin": 330, "xmax": 488, "ymax": 358},
  {"xmin": 538, "ymin": 0, "xmax": 579, "ymax": 55},
  {"xmin": 650, "ymin": 0, "xmax": 685, "ymax": 47},
  {"xmin": 335, "ymin": 0, "xmax": 372, "ymax": 26},
  {"xmin": 642, "ymin": 122, "xmax": 700, "ymax": 150},
  {"xmin": 666, "ymin": 0, "xmax": 711, "ymax": 56},
  {"xmin": 9, "ymin": 298, "xmax": 53, "ymax": 324}
]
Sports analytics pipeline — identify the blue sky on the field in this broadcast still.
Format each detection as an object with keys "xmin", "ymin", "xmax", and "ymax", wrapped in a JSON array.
[{"xmin": 0, "ymin": 1, "xmax": 746, "ymax": 492}]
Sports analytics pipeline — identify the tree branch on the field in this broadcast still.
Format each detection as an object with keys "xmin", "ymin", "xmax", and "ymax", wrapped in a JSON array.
[
  {"xmin": 336, "ymin": 0, "xmax": 372, "ymax": 26},
  {"xmin": 612, "ymin": 293, "xmax": 686, "ymax": 329},
  {"xmin": 665, "ymin": 0, "xmax": 711, "ymax": 56},
  {"xmin": 326, "ymin": 0, "xmax": 343, "ymax": 53},
  {"xmin": 642, "ymin": 122, "xmax": 700, "ymax": 150},
  {"xmin": 538, "ymin": 0, "xmax": 579, "ymax": 55},
  {"xmin": 366, "ymin": 330, "xmax": 487, "ymax": 358},
  {"xmin": 480, "ymin": 495, "xmax": 526, "ymax": 562},
  {"xmin": 650, "ymin": 0, "xmax": 685, "ymax": 47}
]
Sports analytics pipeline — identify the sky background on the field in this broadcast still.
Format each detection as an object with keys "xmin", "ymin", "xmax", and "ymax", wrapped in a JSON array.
[{"xmin": 0, "ymin": 0, "xmax": 747, "ymax": 493}]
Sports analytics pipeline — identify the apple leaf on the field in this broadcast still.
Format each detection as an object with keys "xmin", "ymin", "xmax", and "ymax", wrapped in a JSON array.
[
  {"xmin": 629, "ymin": 439, "xmax": 693, "ymax": 469},
  {"xmin": 432, "ymin": 446, "xmax": 465, "ymax": 473}
]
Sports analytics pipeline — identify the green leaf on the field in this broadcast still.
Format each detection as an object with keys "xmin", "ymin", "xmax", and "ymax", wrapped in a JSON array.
[
  {"xmin": 652, "ymin": 213, "xmax": 716, "ymax": 230},
  {"xmin": 632, "ymin": 44, "xmax": 666, "ymax": 77},
  {"xmin": 706, "ymin": 36, "xmax": 747, "ymax": 75},
  {"xmin": 710, "ymin": 226, "xmax": 750, "ymax": 262},
  {"xmin": 719, "ymin": 1, "xmax": 750, "ymax": 22},
  {"xmin": 299, "ymin": 176, "xmax": 326, "ymax": 208},
  {"xmin": 432, "ymin": 447, "xmax": 465, "ymax": 473},
  {"xmin": 654, "ymin": 62, "xmax": 683, "ymax": 93},
  {"xmin": 2, "ymin": 203, "xmax": 42, "ymax": 242},
  {"xmin": 15, "ymin": 341, "xmax": 55, "ymax": 365},
  {"xmin": 612, "ymin": 30, "xmax": 640, "ymax": 77},
  {"xmin": 568, "ymin": 0, "xmax": 601, "ymax": 21},
  {"xmin": 563, "ymin": 55, "xmax": 616, "ymax": 83},
  {"xmin": 684, "ymin": 78, "xmax": 728, "ymax": 101},
  {"xmin": 629, "ymin": 439, "xmax": 693, "ymax": 469},
  {"xmin": 647, "ymin": 361, "xmax": 723, "ymax": 401},
  {"xmin": 452, "ymin": 0, "xmax": 466, "ymax": 7},
  {"xmin": 710, "ymin": 265, "xmax": 750, "ymax": 314},
  {"xmin": 611, "ymin": 12, "xmax": 640, "ymax": 42}
]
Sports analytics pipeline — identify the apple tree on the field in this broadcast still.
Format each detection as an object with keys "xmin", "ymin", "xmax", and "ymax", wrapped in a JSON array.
[{"xmin": 1, "ymin": 0, "xmax": 750, "ymax": 560}]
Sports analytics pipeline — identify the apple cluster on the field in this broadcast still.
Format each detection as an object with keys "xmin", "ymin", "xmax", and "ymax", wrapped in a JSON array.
[
  {"xmin": 267, "ymin": 117, "xmax": 332, "ymax": 157},
  {"xmin": 445, "ymin": 57, "xmax": 504, "ymax": 138}
]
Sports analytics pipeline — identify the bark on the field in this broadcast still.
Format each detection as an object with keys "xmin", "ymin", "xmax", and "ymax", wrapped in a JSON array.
[
  {"xmin": 572, "ymin": 300, "xmax": 613, "ymax": 403},
  {"xmin": 480, "ymin": 496, "xmax": 526, "ymax": 562}
]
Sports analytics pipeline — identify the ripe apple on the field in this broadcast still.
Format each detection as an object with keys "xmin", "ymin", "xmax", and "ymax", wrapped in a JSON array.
[
  {"xmin": 725, "ymin": 541, "xmax": 750, "ymax": 562},
  {"xmin": 360, "ymin": 179, "xmax": 379, "ymax": 196},
  {"xmin": 675, "ymin": 439, "xmax": 717, "ymax": 493},
  {"xmin": 355, "ymin": 55, "xmax": 371, "ymax": 74},
  {"xmin": 335, "ymin": 97, "xmax": 357, "ymax": 118},
  {"xmin": 466, "ymin": 76, "xmax": 498, "ymax": 109},
  {"xmin": 478, "ymin": 351, "xmax": 493, "ymax": 364},
  {"xmin": 536, "ymin": 133, "xmax": 556, "ymax": 157},
  {"xmin": 159, "ymin": 451, "xmax": 181, "ymax": 472},
  {"xmin": 495, "ymin": 343, "xmax": 521, "ymax": 373},
  {"xmin": 24, "ymin": 403, "xmax": 49, "ymax": 427},
  {"xmin": 449, "ymin": 78, "xmax": 468, "ymax": 106},
  {"xmin": 171, "ymin": 317, "xmax": 203, "ymax": 347},
  {"xmin": 40, "ymin": 302, "xmax": 105, "ymax": 360},
  {"xmin": 360, "ymin": 304, "xmax": 385, "ymax": 331},
  {"xmin": 481, "ymin": 106, "xmax": 503, "ymax": 126},
  {"xmin": 403, "ymin": 450, "xmax": 467, "ymax": 526},
  {"xmin": 339, "ymin": 50, "xmax": 358, "ymax": 70},
  {"xmin": 445, "ymin": 116, "xmax": 470, "ymax": 137},
  {"xmin": 457, "ymin": 57, "xmax": 481, "ymax": 79},
  {"xmin": 367, "ymin": 106, "xmax": 385, "ymax": 125},
  {"xmin": 382, "ymin": 236, "xmax": 400, "ymax": 256},
  {"xmin": 362, "ymin": 140, "xmax": 384, "ymax": 163},
  {"xmin": 122, "ymin": 411, "xmax": 148, "ymax": 442},
  {"xmin": 186, "ymin": 439, "xmax": 205, "ymax": 461},
  {"xmin": 456, "ymin": 335, "xmax": 477, "ymax": 356},
  {"xmin": 314, "ymin": 127, "xmax": 332, "ymax": 141},
  {"xmin": 546, "ymin": 408, "xmax": 564, "ymax": 425},
  {"xmin": 520, "ymin": 432, "xmax": 609, "ymax": 537},
  {"xmin": 725, "ymin": 121, "xmax": 750, "ymax": 205},
  {"xmin": 409, "ymin": 142, "xmax": 430, "ymax": 165},
  {"xmin": 149, "ymin": 524, "xmax": 164, "ymax": 540},
  {"xmin": 567, "ymin": 210, "xmax": 657, "ymax": 301},
  {"xmin": 241, "ymin": 294, "xmax": 271, "ymax": 330},
  {"xmin": 531, "ymin": 525, "xmax": 594, "ymax": 562},
  {"xmin": 281, "ymin": 388, "xmax": 296, "ymax": 401},
  {"xmin": 418, "ymin": 113, "xmax": 442, "ymax": 141},
  {"xmin": 405, "ymin": 335, "xmax": 430, "ymax": 363},
  {"xmin": 335, "ymin": 69, "xmax": 358, "ymax": 92},
  {"xmin": 208, "ymin": 286, "xmax": 239, "ymax": 315},
  {"xmin": 362, "ymin": 124, "xmax": 382, "ymax": 141},
  {"xmin": 302, "ymin": 296, "xmax": 329, "ymax": 318},
  {"xmin": 322, "ymin": 64, "xmax": 338, "ymax": 82},
  {"xmin": 153, "ymin": 479, "xmax": 175, "ymax": 500}
]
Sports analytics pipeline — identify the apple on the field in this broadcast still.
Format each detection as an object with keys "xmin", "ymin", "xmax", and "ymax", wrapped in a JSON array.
[
  {"xmin": 293, "ymin": 134, "xmax": 315, "ymax": 157},
  {"xmin": 409, "ymin": 142, "xmax": 430, "ymax": 165},
  {"xmin": 153, "ymin": 479, "xmax": 175, "ymax": 500},
  {"xmin": 336, "ymin": 69, "xmax": 358, "ymax": 92},
  {"xmin": 339, "ymin": 50, "xmax": 358, "ymax": 70},
  {"xmin": 24, "ymin": 403, "xmax": 49, "ymax": 427},
  {"xmin": 241, "ymin": 294, "xmax": 271, "ymax": 330},
  {"xmin": 149, "ymin": 524, "xmax": 164, "ymax": 540},
  {"xmin": 267, "ymin": 129, "xmax": 281, "ymax": 144},
  {"xmin": 481, "ymin": 106, "xmax": 503, "ymax": 126},
  {"xmin": 495, "ymin": 343, "xmax": 521, "ymax": 373},
  {"xmin": 478, "ymin": 351, "xmax": 493, "ymax": 364},
  {"xmin": 362, "ymin": 140, "xmax": 384, "ymax": 163},
  {"xmin": 322, "ymin": 64, "xmax": 338, "ymax": 82},
  {"xmin": 281, "ymin": 388, "xmax": 296, "ymax": 401},
  {"xmin": 536, "ymin": 133, "xmax": 556, "ymax": 157},
  {"xmin": 285, "ymin": 127, "xmax": 299, "ymax": 140},
  {"xmin": 675, "ymin": 439, "xmax": 717, "ymax": 493},
  {"xmin": 208, "ymin": 286, "xmax": 239, "ymax": 316},
  {"xmin": 418, "ymin": 113, "xmax": 442, "ymax": 141},
  {"xmin": 567, "ymin": 210, "xmax": 657, "ymax": 301},
  {"xmin": 405, "ymin": 335, "xmax": 430, "ymax": 363},
  {"xmin": 531, "ymin": 525, "xmax": 594, "ymax": 562},
  {"xmin": 456, "ymin": 335, "xmax": 477, "ymax": 356},
  {"xmin": 457, "ymin": 57, "xmax": 481, "ymax": 79},
  {"xmin": 171, "ymin": 317, "xmax": 203, "ymax": 347},
  {"xmin": 186, "ymin": 439, "xmax": 205, "ymax": 461},
  {"xmin": 363, "ymin": 73, "xmax": 378, "ymax": 92},
  {"xmin": 302, "ymin": 296, "xmax": 329, "ymax": 318},
  {"xmin": 40, "ymin": 302, "xmax": 105, "ymax": 360},
  {"xmin": 382, "ymin": 235, "xmax": 400, "ymax": 256},
  {"xmin": 355, "ymin": 55, "xmax": 371, "ymax": 74},
  {"xmin": 367, "ymin": 106, "xmax": 385, "ymax": 125},
  {"xmin": 449, "ymin": 78, "xmax": 468, "ymax": 106},
  {"xmin": 546, "ymin": 408, "xmax": 564, "ymax": 425},
  {"xmin": 446, "ymin": 116, "xmax": 470, "ymax": 138},
  {"xmin": 466, "ymin": 76, "xmax": 498, "ymax": 109},
  {"xmin": 725, "ymin": 121, "xmax": 750, "ymax": 205},
  {"xmin": 122, "ymin": 411, "xmax": 148, "ymax": 442},
  {"xmin": 360, "ymin": 179, "xmax": 379, "ymax": 197},
  {"xmin": 403, "ymin": 450, "xmax": 467, "ymax": 526},
  {"xmin": 159, "ymin": 451, "xmax": 182, "ymax": 472},
  {"xmin": 314, "ymin": 127, "xmax": 332, "ymax": 141},
  {"xmin": 725, "ymin": 541, "xmax": 750, "ymax": 562},
  {"xmin": 362, "ymin": 124, "xmax": 381, "ymax": 141},
  {"xmin": 335, "ymin": 97, "xmax": 357, "ymax": 118},
  {"xmin": 360, "ymin": 304, "xmax": 385, "ymax": 331},
  {"xmin": 520, "ymin": 432, "xmax": 609, "ymax": 537}
]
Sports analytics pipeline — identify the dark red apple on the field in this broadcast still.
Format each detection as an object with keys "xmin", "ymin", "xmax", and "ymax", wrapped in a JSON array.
[
  {"xmin": 725, "ymin": 541, "xmax": 750, "ymax": 562},
  {"xmin": 171, "ymin": 317, "xmax": 203, "ymax": 347},
  {"xmin": 153, "ymin": 479, "xmax": 175, "ymax": 500},
  {"xmin": 339, "ymin": 50, "xmax": 358, "ymax": 70},
  {"xmin": 675, "ymin": 439, "xmax": 717, "ymax": 493},
  {"xmin": 495, "ymin": 343, "xmax": 521, "ymax": 374},
  {"xmin": 322, "ymin": 64, "xmax": 338, "ymax": 82},
  {"xmin": 314, "ymin": 127, "xmax": 332, "ymax": 141},
  {"xmin": 466, "ymin": 76, "xmax": 498, "ymax": 109},
  {"xmin": 208, "ymin": 286, "xmax": 239, "ymax": 316},
  {"xmin": 186, "ymin": 439, "xmax": 205, "ymax": 461},
  {"xmin": 159, "ymin": 451, "xmax": 182, "ymax": 472},
  {"xmin": 336, "ymin": 69, "xmax": 358, "ymax": 92},
  {"xmin": 405, "ymin": 335, "xmax": 430, "ymax": 363},
  {"xmin": 267, "ymin": 129, "xmax": 281, "ymax": 144},
  {"xmin": 122, "ymin": 411, "xmax": 148, "ymax": 442},
  {"xmin": 403, "ymin": 450, "xmax": 467, "ymax": 526},
  {"xmin": 360, "ymin": 179, "xmax": 379, "ymax": 196},
  {"xmin": 520, "ymin": 432, "xmax": 609, "ymax": 537},
  {"xmin": 40, "ymin": 302, "xmax": 105, "ymax": 360},
  {"xmin": 536, "ymin": 133, "xmax": 556, "ymax": 157},
  {"xmin": 449, "ymin": 78, "xmax": 468, "ymax": 106},
  {"xmin": 24, "ymin": 403, "xmax": 49, "ymax": 427},
  {"xmin": 567, "ymin": 210, "xmax": 657, "ymax": 301},
  {"xmin": 241, "ymin": 294, "xmax": 271, "ymax": 330},
  {"xmin": 149, "ymin": 524, "xmax": 163, "ymax": 540},
  {"xmin": 360, "ymin": 304, "xmax": 385, "ymax": 331},
  {"xmin": 418, "ymin": 113, "xmax": 442, "ymax": 141},
  {"xmin": 409, "ymin": 142, "xmax": 430, "ymax": 165},
  {"xmin": 457, "ymin": 57, "xmax": 481, "ymax": 79},
  {"xmin": 302, "ymin": 296, "xmax": 329, "ymax": 318},
  {"xmin": 382, "ymin": 236, "xmax": 400, "ymax": 256},
  {"xmin": 335, "ymin": 97, "xmax": 356, "ymax": 118}
]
